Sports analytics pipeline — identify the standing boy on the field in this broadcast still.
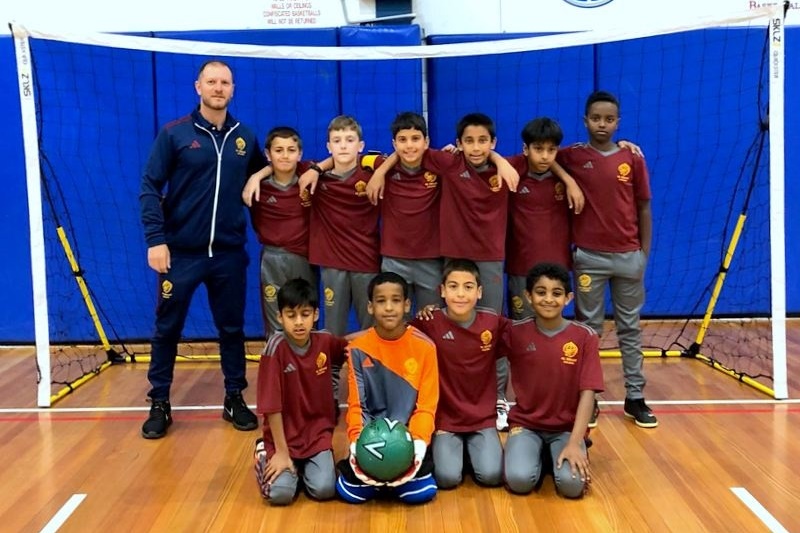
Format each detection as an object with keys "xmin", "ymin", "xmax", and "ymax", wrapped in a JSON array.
[
  {"xmin": 243, "ymin": 127, "xmax": 317, "ymax": 337},
  {"xmin": 505, "ymin": 117, "xmax": 578, "ymax": 321},
  {"xmin": 557, "ymin": 91, "xmax": 656, "ymax": 428},
  {"xmin": 139, "ymin": 60, "xmax": 265, "ymax": 439},
  {"xmin": 376, "ymin": 112, "xmax": 443, "ymax": 310},
  {"xmin": 412, "ymin": 259, "xmax": 508, "ymax": 489},
  {"xmin": 336, "ymin": 272, "xmax": 439, "ymax": 505},
  {"xmin": 254, "ymin": 278, "xmax": 347, "ymax": 505},
  {"xmin": 503, "ymin": 263, "xmax": 603, "ymax": 498},
  {"xmin": 309, "ymin": 115, "xmax": 380, "ymax": 336}
]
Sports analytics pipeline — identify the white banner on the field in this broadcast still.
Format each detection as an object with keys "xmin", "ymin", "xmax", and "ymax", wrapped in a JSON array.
[
  {"xmin": 2, "ymin": 0, "xmax": 797, "ymax": 35},
  {"xmin": 415, "ymin": 0, "xmax": 799, "ymax": 34}
]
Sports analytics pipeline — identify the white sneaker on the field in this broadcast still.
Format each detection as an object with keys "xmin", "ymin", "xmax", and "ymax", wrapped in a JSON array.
[{"xmin": 496, "ymin": 399, "xmax": 510, "ymax": 431}]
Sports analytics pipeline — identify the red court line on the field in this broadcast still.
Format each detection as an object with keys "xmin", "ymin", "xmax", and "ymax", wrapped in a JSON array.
[{"xmin": 0, "ymin": 406, "xmax": 799, "ymax": 423}]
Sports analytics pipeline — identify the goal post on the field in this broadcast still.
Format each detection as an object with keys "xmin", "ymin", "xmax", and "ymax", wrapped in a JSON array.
[{"xmin": 9, "ymin": 4, "xmax": 789, "ymax": 405}]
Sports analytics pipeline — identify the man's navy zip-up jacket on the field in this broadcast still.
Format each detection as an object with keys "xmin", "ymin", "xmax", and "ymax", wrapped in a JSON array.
[{"xmin": 140, "ymin": 107, "xmax": 266, "ymax": 256}]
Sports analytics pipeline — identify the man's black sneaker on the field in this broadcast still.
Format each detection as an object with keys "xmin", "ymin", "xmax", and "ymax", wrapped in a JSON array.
[
  {"xmin": 142, "ymin": 399, "xmax": 172, "ymax": 439},
  {"xmin": 623, "ymin": 398, "xmax": 658, "ymax": 428},
  {"xmin": 223, "ymin": 392, "xmax": 258, "ymax": 431},
  {"xmin": 587, "ymin": 398, "xmax": 600, "ymax": 429}
]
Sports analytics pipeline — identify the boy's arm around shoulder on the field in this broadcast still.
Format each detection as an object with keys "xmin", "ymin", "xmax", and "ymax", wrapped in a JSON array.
[
  {"xmin": 242, "ymin": 164, "xmax": 272, "ymax": 207},
  {"xmin": 488, "ymin": 151, "xmax": 519, "ymax": 192},
  {"xmin": 365, "ymin": 152, "xmax": 398, "ymax": 204},
  {"xmin": 549, "ymin": 160, "xmax": 584, "ymax": 214},
  {"xmin": 297, "ymin": 156, "xmax": 333, "ymax": 196}
]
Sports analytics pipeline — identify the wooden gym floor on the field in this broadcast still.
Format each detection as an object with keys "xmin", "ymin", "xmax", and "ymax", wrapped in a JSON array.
[{"xmin": 0, "ymin": 333, "xmax": 798, "ymax": 532}]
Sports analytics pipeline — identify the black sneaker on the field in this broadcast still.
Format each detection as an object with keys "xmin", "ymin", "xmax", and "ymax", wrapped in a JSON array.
[
  {"xmin": 142, "ymin": 399, "xmax": 172, "ymax": 439},
  {"xmin": 623, "ymin": 398, "xmax": 658, "ymax": 428},
  {"xmin": 223, "ymin": 392, "xmax": 258, "ymax": 431},
  {"xmin": 587, "ymin": 398, "xmax": 600, "ymax": 429}
]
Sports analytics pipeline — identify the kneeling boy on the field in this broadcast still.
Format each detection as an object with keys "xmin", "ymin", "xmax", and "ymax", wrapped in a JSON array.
[
  {"xmin": 336, "ymin": 272, "xmax": 440, "ymax": 504},
  {"xmin": 254, "ymin": 278, "xmax": 347, "ymax": 505},
  {"xmin": 503, "ymin": 263, "xmax": 604, "ymax": 498}
]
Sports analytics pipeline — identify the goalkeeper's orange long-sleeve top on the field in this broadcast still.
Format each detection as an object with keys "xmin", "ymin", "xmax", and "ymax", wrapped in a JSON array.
[{"xmin": 345, "ymin": 325, "xmax": 439, "ymax": 445}]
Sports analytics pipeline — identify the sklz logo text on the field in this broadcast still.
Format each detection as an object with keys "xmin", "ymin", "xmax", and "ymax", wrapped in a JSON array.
[{"xmin": 772, "ymin": 18, "xmax": 782, "ymax": 45}]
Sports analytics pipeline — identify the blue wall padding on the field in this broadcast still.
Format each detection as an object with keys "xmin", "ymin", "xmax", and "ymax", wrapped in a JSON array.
[
  {"xmin": 338, "ymin": 25, "xmax": 423, "ymax": 153},
  {"xmin": 0, "ymin": 25, "xmax": 797, "ymax": 343},
  {"xmin": 0, "ymin": 35, "xmax": 33, "ymax": 341},
  {"xmin": 426, "ymin": 33, "xmax": 593, "ymax": 154},
  {"xmin": 153, "ymin": 29, "xmax": 339, "ymax": 163}
]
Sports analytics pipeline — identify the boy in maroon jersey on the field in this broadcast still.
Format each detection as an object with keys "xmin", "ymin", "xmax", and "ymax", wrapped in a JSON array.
[
  {"xmin": 253, "ymin": 278, "xmax": 347, "ymax": 505},
  {"xmin": 503, "ymin": 263, "xmax": 603, "ymax": 498},
  {"xmin": 505, "ymin": 117, "xmax": 578, "ymax": 321},
  {"xmin": 557, "ymin": 91, "xmax": 656, "ymax": 429},
  {"xmin": 309, "ymin": 115, "xmax": 381, "ymax": 336},
  {"xmin": 375, "ymin": 112, "xmax": 444, "ymax": 311},
  {"xmin": 412, "ymin": 258, "xmax": 509, "ymax": 489},
  {"xmin": 241, "ymin": 127, "xmax": 321, "ymax": 337}
]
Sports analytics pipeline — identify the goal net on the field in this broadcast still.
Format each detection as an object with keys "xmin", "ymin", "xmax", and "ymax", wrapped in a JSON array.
[{"xmin": 11, "ymin": 5, "xmax": 787, "ymax": 406}]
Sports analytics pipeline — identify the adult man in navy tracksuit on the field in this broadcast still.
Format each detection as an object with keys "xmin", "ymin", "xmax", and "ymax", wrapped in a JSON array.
[{"xmin": 140, "ymin": 59, "xmax": 267, "ymax": 439}]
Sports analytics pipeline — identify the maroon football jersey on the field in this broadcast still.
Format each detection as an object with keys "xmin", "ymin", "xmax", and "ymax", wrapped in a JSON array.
[
  {"xmin": 308, "ymin": 165, "xmax": 380, "ymax": 272},
  {"xmin": 557, "ymin": 144, "xmax": 651, "ymax": 252},
  {"xmin": 380, "ymin": 163, "xmax": 441, "ymax": 259},
  {"xmin": 505, "ymin": 319, "xmax": 604, "ymax": 432},
  {"xmin": 249, "ymin": 171, "xmax": 311, "ymax": 257},
  {"xmin": 257, "ymin": 331, "xmax": 347, "ymax": 459},
  {"xmin": 424, "ymin": 150, "xmax": 509, "ymax": 261},
  {"xmin": 505, "ymin": 154, "xmax": 571, "ymax": 275},
  {"xmin": 411, "ymin": 308, "xmax": 510, "ymax": 432}
]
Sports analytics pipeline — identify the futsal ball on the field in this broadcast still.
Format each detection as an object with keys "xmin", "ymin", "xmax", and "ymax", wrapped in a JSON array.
[{"xmin": 355, "ymin": 418, "xmax": 415, "ymax": 482}]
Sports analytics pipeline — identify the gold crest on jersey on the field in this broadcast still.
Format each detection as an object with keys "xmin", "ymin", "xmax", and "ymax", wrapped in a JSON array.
[
  {"xmin": 404, "ymin": 357, "xmax": 419, "ymax": 377},
  {"xmin": 354, "ymin": 180, "xmax": 367, "ymax": 196},
  {"xmin": 554, "ymin": 182, "xmax": 565, "ymax": 201},
  {"xmin": 235, "ymin": 137, "xmax": 247, "ymax": 156},
  {"xmin": 300, "ymin": 189, "xmax": 312, "ymax": 207},
  {"xmin": 480, "ymin": 329, "xmax": 493, "ymax": 352},
  {"xmin": 578, "ymin": 274, "xmax": 592, "ymax": 293},
  {"xmin": 161, "ymin": 280, "xmax": 173, "ymax": 300},
  {"xmin": 424, "ymin": 171, "xmax": 438, "ymax": 189},
  {"xmin": 316, "ymin": 352, "xmax": 328, "ymax": 375},
  {"xmin": 511, "ymin": 295, "xmax": 524, "ymax": 314},
  {"xmin": 324, "ymin": 287, "xmax": 335, "ymax": 307},
  {"xmin": 561, "ymin": 341, "xmax": 579, "ymax": 365},
  {"xmin": 488, "ymin": 174, "xmax": 502, "ymax": 192},
  {"xmin": 617, "ymin": 162, "xmax": 631, "ymax": 183},
  {"xmin": 264, "ymin": 284, "xmax": 277, "ymax": 302}
]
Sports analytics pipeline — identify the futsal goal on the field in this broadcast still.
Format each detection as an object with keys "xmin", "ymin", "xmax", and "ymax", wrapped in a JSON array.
[{"xmin": 10, "ymin": 4, "xmax": 788, "ymax": 406}]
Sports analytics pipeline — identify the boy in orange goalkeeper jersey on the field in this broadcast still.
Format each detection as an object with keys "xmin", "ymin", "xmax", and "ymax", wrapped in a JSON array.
[{"xmin": 335, "ymin": 272, "xmax": 440, "ymax": 504}]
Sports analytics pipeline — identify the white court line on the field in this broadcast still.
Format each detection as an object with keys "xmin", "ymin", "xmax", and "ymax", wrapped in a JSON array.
[
  {"xmin": 1, "ymin": 398, "xmax": 799, "ymax": 414},
  {"xmin": 39, "ymin": 494, "xmax": 86, "ymax": 533},
  {"xmin": 731, "ymin": 487, "xmax": 789, "ymax": 533}
]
